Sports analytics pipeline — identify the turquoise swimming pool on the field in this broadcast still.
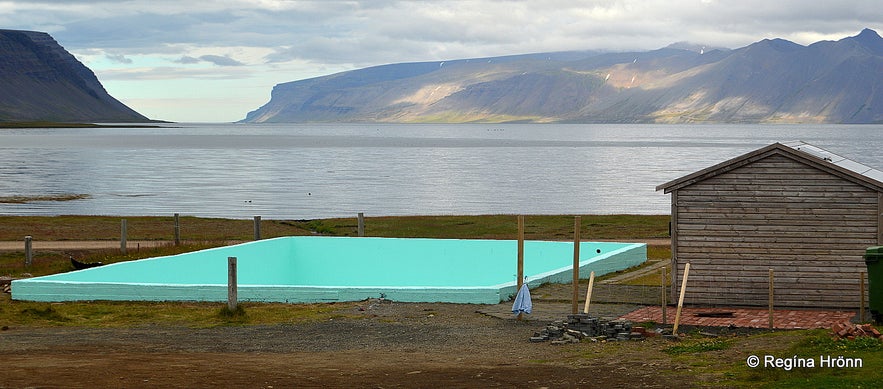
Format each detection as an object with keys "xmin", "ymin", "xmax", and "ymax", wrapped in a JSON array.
[{"xmin": 12, "ymin": 237, "xmax": 646, "ymax": 304}]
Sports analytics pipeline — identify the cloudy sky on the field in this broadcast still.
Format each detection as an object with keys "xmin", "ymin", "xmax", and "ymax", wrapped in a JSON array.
[{"xmin": 2, "ymin": 1, "xmax": 880, "ymax": 122}]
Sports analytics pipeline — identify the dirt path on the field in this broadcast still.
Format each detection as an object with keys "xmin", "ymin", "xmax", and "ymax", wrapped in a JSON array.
[
  {"xmin": 0, "ymin": 240, "xmax": 173, "ymax": 251},
  {"xmin": 0, "ymin": 302, "xmax": 691, "ymax": 388}
]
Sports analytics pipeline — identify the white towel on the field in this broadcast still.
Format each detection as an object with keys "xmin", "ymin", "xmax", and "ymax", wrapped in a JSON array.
[{"xmin": 511, "ymin": 283, "xmax": 532, "ymax": 315}]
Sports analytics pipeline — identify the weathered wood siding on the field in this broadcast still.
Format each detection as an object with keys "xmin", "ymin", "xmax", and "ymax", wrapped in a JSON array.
[{"xmin": 673, "ymin": 154, "xmax": 876, "ymax": 308}]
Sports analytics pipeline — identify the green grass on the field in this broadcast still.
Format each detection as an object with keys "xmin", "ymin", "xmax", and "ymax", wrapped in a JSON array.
[
  {"xmin": 664, "ymin": 338, "xmax": 733, "ymax": 355},
  {"xmin": 0, "ymin": 214, "xmax": 670, "ymax": 241},
  {"xmin": 0, "ymin": 242, "xmax": 226, "ymax": 277},
  {"xmin": 712, "ymin": 330, "xmax": 883, "ymax": 388},
  {"xmin": 0, "ymin": 293, "xmax": 356, "ymax": 328}
]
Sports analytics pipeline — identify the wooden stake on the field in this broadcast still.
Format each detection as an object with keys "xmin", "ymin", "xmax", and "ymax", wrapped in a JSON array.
[
  {"xmin": 672, "ymin": 262, "xmax": 690, "ymax": 334},
  {"xmin": 572, "ymin": 216, "xmax": 581, "ymax": 314},
  {"xmin": 582, "ymin": 271, "xmax": 595, "ymax": 314},
  {"xmin": 357, "ymin": 212, "xmax": 365, "ymax": 237},
  {"xmin": 661, "ymin": 266, "xmax": 667, "ymax": 325},
  {"xmin": 253, "ymin": 216, "xmax": 261, "ymax": 240},
  {"xmin": 174, "ymin": 213, "xmax": 181, "ymax": 246},
  {"xmin": 769, "ymin": 268, "xmax": 774, "ymax": 329},
  {"xmin": 228, "ymin": 256, "xmax": 238, "ymax": 311},
  {"xmin": 517, "ymin": 215, "xmax": 524, "ymax": 321},
  {"xmin": 120, "ymin": 219, "xmax": 127, "ymax": 254},
  {"xmin": 861, "ymin": 271, "xmax": 866, "ymax": 323},
  {"xmin": 24, "ymin": 235, "xmax": 32, "ymax": 268}
]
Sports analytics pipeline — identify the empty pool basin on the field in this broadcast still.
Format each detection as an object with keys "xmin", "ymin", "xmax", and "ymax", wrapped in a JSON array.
[{"xmin": 12, "ymin": 236, "xmax": 646, "ymax": 304}]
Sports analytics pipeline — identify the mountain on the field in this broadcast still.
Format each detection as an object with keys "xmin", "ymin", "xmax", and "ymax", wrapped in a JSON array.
[
  {"xmin": 242, "ymin": 28, "xmax": 883, "ymax": 124},
  {"xmin": 0, "ymin": 29, "xmax": 149, "ymax": 123}
]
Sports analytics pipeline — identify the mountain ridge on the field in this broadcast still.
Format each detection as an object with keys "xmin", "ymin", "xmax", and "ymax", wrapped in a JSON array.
[
  {"xmin": 0, "ymin": 29, "xmax": 149, "ymax": 123},
  {"xmin": 243, "ymin": 28, "xmax": 882, "ymax": 124}
]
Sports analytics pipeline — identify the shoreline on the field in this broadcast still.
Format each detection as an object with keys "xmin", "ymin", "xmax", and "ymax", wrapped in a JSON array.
[{"xmin": 0, "ymin": 121, "xmax": 169, "ymax": 129}]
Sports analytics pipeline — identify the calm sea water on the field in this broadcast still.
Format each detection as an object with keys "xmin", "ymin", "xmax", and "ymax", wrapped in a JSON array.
[{"xmin": 1, "ymin": 123, "xmax": 882, "ymax": 219}]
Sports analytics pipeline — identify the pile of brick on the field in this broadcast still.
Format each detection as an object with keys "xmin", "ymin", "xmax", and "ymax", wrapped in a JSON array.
[
  {"xmin": 0, "ymin": 276, "xmax": 12, "ymax": 294},
  {"xmin": 531, "ymin": 314, "xmax": 649, "ymax": 345},
  {"xmin": 831, "ymin": 322, "xmax": 883, "ymax": 341}
]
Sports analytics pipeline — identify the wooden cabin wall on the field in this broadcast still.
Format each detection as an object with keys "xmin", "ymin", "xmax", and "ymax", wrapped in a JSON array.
[{"xmin": 672, "ymin": 154, "xmax": 876, "ymax": 308}]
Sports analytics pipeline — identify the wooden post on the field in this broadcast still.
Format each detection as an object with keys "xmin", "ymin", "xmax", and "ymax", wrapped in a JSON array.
[
  {"xmin": 228, "ymin": 256, "xmax": 238, "ymax": 311},
  {"xmin": 517, "ymin": 215, "xmax": 525, "ymax": 320},
  {"xmin": 582, "ymin": 271, "xmax": 595, "ymax": 314},
  {"xmin": 357, "ymin": 212, "xmax": 365, "ymax": 237},
  {"xmin": 120, "ymin": 219, "xmax": 127, "ymax": 254},
  {"xmin": 672, "ymin": 262, "xmax": 690, "ymax": 335},
  {"xmin": 572, "ymin": 216, "xmax": 581, "ymax": 314},
  {"xmin": 24, "ymin": 235, "xmax": 32, "ymax": 267},
  {"xmin": 861, "ymin": 272, "xmax": 866, "ymax": 323},
  {"xmin": 174, "ymin": 213, "xmax": 180, "ymax": 246},
  {"xmin": 253, "ymin": 216, "xmax": 261, "ymax": 240},
  {"xmin": 768, "ymin": 268, "xmax": 774, "ymax": 329},
  {"xmin": 661, "ymin": 266, "xmax": 667, "ymax": 325}
]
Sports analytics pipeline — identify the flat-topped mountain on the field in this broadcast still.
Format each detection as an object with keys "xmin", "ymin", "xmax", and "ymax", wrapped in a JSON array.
[
  {"xmin": 0, "ymin": 29, "xmax": 149, "ymax": 123},
  {"xmin": 243, "ymin": 28, "xmax": 882, "ymax": 124}
]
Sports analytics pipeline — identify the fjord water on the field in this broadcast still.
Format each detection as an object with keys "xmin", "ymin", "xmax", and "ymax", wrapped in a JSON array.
[{"xmin": 1, "ymin": 123, "xmax": 882, "ymax": 219}]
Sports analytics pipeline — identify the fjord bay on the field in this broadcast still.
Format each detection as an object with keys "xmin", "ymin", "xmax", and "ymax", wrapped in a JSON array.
[{"xmin": 2, "ymin": 123, "xmax": 881, "ymax": 219}]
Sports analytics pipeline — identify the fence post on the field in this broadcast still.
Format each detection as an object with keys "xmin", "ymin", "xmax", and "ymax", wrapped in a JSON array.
[
  {"xmin": 572, "ymin": 216, "xmax": 581, "ymax": 314},
  {"xmin": 174, "ymin": 213, "xmax": 181, "ymax": 246},
  {"xmin": 228, "ymin": 256, "xmax": 238, "ymax": 311},
  {"xmin": 357, "ymin": 213, "xmax": 365, "ymax": 237},
  {"xmin": 661, "ymin": 266, "xmax": 667, "ymax": 325},
  {"xmin": 120, "ymin": 219, "xmax": 127, "ymax": 254},
  {"xmin": 516, "ymin": 215, "xmax": 524, "ymax": 321},
  {"xmin": 861, "ymin": 271, "xmax": 866, "ymax": 323},
  {"xmin": 253, "ymin": 216, "xmax": 261, "ymax": 240},
  {"xmin": 768, "ymin": 268, "xmax": 775, "ymax": 329},
  {"xmin": 24, "ymin": 235, "xmax": 33, "ymax": 267}
]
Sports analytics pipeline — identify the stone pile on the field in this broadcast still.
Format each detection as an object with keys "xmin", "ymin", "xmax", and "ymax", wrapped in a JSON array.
[
  {"xmin": 531, "ymin": 313, "xmax": 647, "ymax": 345},
  {"xmin": 0, "ymin": 276, "xmax": 12, "ymax": 294},
  {"xmin": 831, "ymin": 322, "xmax": 883, "ymax": 341}
]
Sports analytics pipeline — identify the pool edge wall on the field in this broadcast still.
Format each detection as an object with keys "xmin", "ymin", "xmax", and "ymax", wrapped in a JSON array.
[{"xmin": 11, "ymin": 239, "xmax": 646, "ymax": 304}]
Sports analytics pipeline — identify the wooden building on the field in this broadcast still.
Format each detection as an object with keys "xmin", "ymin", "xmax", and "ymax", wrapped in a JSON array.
[{"xmin": 657, "ymin": 141, "xmax": 883, "ymax": 308}]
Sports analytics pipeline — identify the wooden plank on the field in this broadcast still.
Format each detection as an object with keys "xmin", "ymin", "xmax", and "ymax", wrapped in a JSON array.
[
  {"xmin": 673, "ymin": 258, "xmax": 867, "ymax": 267},
  {"xmin": 879, "ymin": 192, "xmax": 883, "ymax": 245},
  {"xmin": 678, "ymin": 200, "xmax": 877, "ymax": 209},
  {"xmin": 688, "ymin": 184, "xmax": 872, "ymax": 192},
  {"xmin": 676, "ymin": 213, "xmax": 876, "ymax": 222},
  {"xmin": 676, "ymin": 235, "xmax": 875, "ymax": 244},
  {"xmin": 677, "ymin": 223, "xmax": 877, "ymax": 232},
  {"xmin": 677, "ymin": 189, "xmax": 876, "ymax": 199},
  {"xmin": 670, "ymin": 191, "xmax": 679, "ymax": 301}
]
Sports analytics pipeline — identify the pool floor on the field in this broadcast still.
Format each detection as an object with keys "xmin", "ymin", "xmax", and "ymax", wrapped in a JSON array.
[{"xmin": 12, "ymin": 236, "xmax": 646, "ymax": 304}]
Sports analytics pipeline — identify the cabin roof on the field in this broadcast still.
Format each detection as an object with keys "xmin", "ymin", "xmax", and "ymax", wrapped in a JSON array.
[{"xmin": 656, "ymin": 141, "xmax": 883, "ymax": 194}]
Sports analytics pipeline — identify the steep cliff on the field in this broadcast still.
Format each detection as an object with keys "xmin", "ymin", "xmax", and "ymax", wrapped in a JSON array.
[
  {"xmin": 243, "ymin": 29, "xmax": 883, "ymax": 124},
  {"xmin": 0, "ymin": 29, "xmax": 149, "ymax": 123}
]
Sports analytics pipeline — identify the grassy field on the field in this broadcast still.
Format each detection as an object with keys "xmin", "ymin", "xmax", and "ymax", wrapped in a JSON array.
[
  {"xmin": 1, "ymin": 214, "xmax": 671, "ymax": 277},
  {"xmin": 0, "ymin": 214, "xmax": 671, "ymax": 241}
]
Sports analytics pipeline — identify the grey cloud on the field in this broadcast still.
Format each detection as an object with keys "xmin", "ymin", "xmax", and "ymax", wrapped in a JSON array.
[
  {"xmin": 105, "ymin": 53, "xmax": 133, "ymax": 64},
  {"xmin": 175, "ymin": 56, "xmax": 202, "ymax": 64},
  {"xmin": 173, "ymin": 55, "xmax": 244, "ymax": 66},
  {"xmin": 199, "ymin": 55, "xmax": 245, "ymax": 67}
]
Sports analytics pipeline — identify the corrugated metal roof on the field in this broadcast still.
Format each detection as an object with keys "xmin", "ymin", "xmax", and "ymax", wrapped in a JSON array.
[{"xmin": 781, "ymin": 141, "xmax": 883, "ymax": 184}]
